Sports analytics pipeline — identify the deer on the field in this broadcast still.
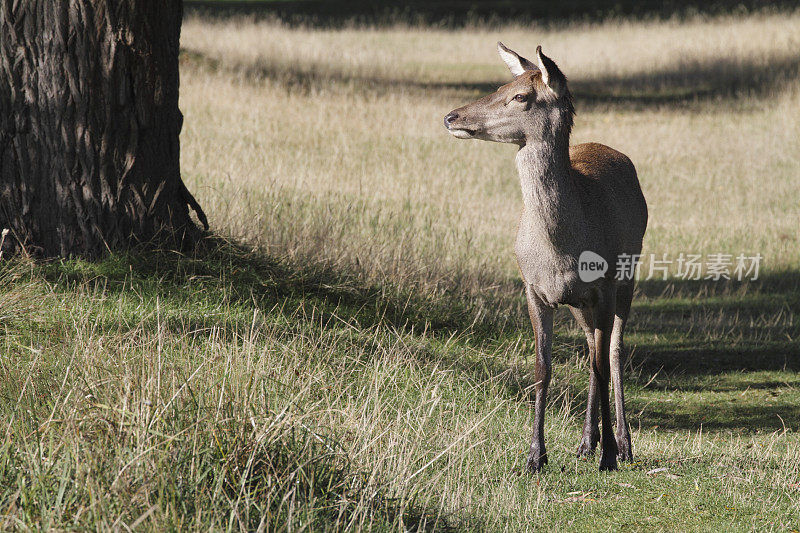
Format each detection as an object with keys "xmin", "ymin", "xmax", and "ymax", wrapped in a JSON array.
[{"xmin": 444, "ymin": 43, "xmax": 648, "ymax": 472}]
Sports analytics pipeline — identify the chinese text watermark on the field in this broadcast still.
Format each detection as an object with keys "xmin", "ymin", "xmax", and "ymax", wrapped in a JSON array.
[{"xmin": 579, "ymin": 252, "xmax": 763, "ymax": 281}]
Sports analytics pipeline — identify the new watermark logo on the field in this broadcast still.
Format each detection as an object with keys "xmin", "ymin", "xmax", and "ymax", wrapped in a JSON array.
[
  {"xmin": 578, "ymin": 250, "xmax": 608, "ymax": 282},
  {"xmin": 578, "ymin": 251, "xmax": 763, "ymax": 282}
]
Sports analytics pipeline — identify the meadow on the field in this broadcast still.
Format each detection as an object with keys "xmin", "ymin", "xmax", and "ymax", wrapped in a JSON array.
[{"xmin": 1, "ymin": 10, "xmax": 800, "ymax": 531}]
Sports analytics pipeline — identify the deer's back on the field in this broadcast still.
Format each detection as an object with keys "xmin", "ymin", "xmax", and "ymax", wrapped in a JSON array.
[{"xmin": 569, "ymin": 142, "xmax": 648, "ymax": 256}]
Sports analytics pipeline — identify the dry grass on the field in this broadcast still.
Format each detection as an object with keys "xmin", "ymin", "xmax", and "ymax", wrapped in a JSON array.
[
  {"xmin": 181, "ymin": 13, "xmax": 800, "ymax": 88},
  {"xmin": 181, "ymin": 11, "xmax": 800, "ymax": 289}
]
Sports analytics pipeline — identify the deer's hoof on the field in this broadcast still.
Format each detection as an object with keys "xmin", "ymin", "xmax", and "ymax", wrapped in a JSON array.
[
  {"xmin": 526, "ymin": 447, "xmax": 548, "ymax": 473},
  {"xmin": 599, "ymin": 450, "xmax": 618, "ymax": 471},
  {"xmin": 616, "ymin": 434, "xmax": 633, "ymax": 462},
  {"xmin": 576, "ymin": 432, "xmax": 599, "ymax": 458}
]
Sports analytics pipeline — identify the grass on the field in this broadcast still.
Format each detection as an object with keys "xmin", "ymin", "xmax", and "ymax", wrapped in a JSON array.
[{"xmin": 2, "ymin": 11, "xmax": 800, "ymax": 531}]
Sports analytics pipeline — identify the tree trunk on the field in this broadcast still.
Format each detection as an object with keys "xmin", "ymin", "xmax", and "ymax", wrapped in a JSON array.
[{"xmin": 0, "ymin": 0, "xmax": 207, "ymax": 258}]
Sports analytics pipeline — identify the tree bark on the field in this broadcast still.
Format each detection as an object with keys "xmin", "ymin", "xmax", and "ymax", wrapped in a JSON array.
[{"xmin": 0, "ymin": 0, "xmax": 207, "ymax": 258}]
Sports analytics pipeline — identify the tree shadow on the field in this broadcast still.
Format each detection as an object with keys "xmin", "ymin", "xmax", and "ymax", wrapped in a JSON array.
[
  {"xmin": 29, "ymin": 238, "xmax": 799, "ymax": 433},
  {"xmin": 10, "ymin": 240, "xmax": 497, "ymax": 530},
  {"xmin": 613, "ymin": 273, "xmax": 800, "ymax": 431},
  {"xmin": 571, "ymin": 53, "xmax": 800, "ymax": 109},
  {"xmin": 637, "ymin": 400, "xmax": 797, "ymax": 431},
  {"xmin": 37, "ymin": 235, "xmax": 526, "ymax": 340},
  {"xmin": 173, "ymin": 406, "xmax": 474, "ymax": 531},
  {"xmin": 184, "ymin": 1, "xmax": 799, "ymax": 28},
  {"xmin": 629, "ymin": 272, "xmax": 800, "ymax": 373},
  {"xmin": 181, "ymin": 47, "xmax": 800, "ymax": 110},
  {"xmin": 403, "ymin": 268, "xmax": 800, "ymax": 432}
]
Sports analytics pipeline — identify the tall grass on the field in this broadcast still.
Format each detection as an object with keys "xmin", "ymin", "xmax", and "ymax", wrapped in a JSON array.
[{"xmin": 180, "ymin": 12, "xmax": 800, "ymax": 284}]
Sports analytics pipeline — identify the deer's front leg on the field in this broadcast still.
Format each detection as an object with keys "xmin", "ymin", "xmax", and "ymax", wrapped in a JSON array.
[
  {"xmin": 570, "ymin": 306, "xmax": 599, "ymax": 457},
  {"xmin": 593, "ymin": 284, "xmax": 619, "ymax": 471},
  {"xmin": 525, "ymin": 286, "xmax": 553, "ymax": 473}
]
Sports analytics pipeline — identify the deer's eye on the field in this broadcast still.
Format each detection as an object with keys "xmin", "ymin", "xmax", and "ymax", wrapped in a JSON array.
[{"xmin": 514, "ymin": 94, "xmax": 528, "ymax": 102}]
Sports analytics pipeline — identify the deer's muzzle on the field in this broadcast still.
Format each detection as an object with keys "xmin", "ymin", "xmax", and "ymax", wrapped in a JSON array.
[{"xmin": 444, "ymin": 111, "xmax": 476, "ymax": 138}]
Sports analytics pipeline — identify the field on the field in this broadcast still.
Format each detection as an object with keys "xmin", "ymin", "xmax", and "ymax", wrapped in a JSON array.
[{"xmin": 2, "ymin": 9, "xmax": 800, "ymax": 531}]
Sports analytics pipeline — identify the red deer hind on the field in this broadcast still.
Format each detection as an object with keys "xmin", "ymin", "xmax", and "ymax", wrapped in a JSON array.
[{"xmin": 444, "ymin": 43, "xmax": 648, "ymax": 472}]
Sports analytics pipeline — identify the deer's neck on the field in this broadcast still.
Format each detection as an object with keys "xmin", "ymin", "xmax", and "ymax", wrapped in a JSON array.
[{"xmin": 516, "ymin": 139, "xmax": 582, "ymax": 246}]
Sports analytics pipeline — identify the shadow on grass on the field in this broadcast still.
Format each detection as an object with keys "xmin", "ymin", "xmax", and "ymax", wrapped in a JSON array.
[
  {"xmin": 181, "ymin": 42, "xmax": 800, "ymax": 109},
  {"xmin": 571, "ymin": 54, "xmax": 800, "ymax": 109},
  {"xmin": 7, "ymin": 239, "xmax": 487, "ymax": 531},
  {"xmin": 204, "ymin": 419, "xmax": 470, "ymax": 531},
  {"xmin": 24, "ymin": 237, "xmax": 799, "ymax": 433},
  {"xmin": 628, "ymin": 273, "xmax": 800, "ymax": 376},
  {"xmin": 184, "ymin": 1, "xmax": 799, "ymax": 28},
  {"xmin": 638, "ymin": 400, "xmax": 797, "ymax": 431},
  {"xmin": 34, "ymin": 235, "xmax": 525, "ymax": 340},
  {"xmin": 418, "ymin": 270, "xmax": 800, "ymax": 417}
]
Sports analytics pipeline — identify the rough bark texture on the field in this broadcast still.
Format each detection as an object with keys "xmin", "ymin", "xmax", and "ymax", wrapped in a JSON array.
[{"xmin": 0, "ymin": 0, "xmax": 207, "ymax": 257}]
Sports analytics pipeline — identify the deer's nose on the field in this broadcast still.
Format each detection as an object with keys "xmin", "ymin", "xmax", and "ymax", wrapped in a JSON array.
[{"xmin": 444, "ymin": 112, "xmax": 458, "ymax": 128}]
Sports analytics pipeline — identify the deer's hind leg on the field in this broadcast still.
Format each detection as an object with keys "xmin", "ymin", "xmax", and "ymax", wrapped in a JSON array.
[
  {"xmin": 611, "ymin": 282, "xmax": 635, "ymax": 462},
  {"xmin": 570, "ymin": 306, "xmax": 600, "ymax": 458},
  {"xmin": 594, "ymin": 283, "xmax": 619, "ymax": 471}
]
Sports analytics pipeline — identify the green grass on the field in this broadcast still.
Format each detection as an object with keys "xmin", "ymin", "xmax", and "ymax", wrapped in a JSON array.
[{"xmin": 1, "ymin": 240, "xmax": 798, "ymax": 530}]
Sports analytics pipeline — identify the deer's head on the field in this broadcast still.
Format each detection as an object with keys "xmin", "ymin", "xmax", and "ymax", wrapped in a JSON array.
[{"xmin": 444, "ymin": 43, "xmax": 574, "ymax": 146}]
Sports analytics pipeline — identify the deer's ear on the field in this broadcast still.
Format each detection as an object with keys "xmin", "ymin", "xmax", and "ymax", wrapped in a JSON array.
[
  {"xmin": 497, "ymin": 42, "xmax": 537, "ymax": 77},
  {"xmin": 535, "ymin": 46, "xmax": 566, "ymax": 98}
]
